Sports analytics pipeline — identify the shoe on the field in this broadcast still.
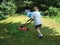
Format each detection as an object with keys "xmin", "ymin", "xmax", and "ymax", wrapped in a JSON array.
[{"xmin": 37, "ymin": 34, "xmax": 43, "ymax": 39}]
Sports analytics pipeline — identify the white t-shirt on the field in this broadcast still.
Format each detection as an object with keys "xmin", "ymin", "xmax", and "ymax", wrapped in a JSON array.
[{"xmin": 31, "ymin": 11, "xmax": 42, "ymax": 25}]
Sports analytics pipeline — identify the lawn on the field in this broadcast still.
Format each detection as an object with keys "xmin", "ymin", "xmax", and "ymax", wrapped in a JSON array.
[{"xmin": 0, "ymin": 15, "xmax": 60, "ymax": 45}]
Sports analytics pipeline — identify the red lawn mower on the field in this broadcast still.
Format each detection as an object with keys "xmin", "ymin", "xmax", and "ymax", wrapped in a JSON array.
[{"xmin": 18, "ymin": 19, "xmax": 32, "ymax": 31}]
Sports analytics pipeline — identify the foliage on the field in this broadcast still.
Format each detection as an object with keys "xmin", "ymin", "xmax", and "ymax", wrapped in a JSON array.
[
  {"xmin": 13, "ymin": 0, "xmax": 60, "ymax": 13},
  {"xmin": 42, "ymin": 6, "xmax": 58, "ymax": 17},
  {"xmin": 0, "ymin": 2, "xmax": 17, "ymax": 20},
  {"xmin": 23, "ymin": 1, "xmax": 33, "ymax": 7},
  {"xmin": 40, "ymin": 4, "xmax": 48, "ymax": 11},
  {"xmin": 6, "ymin": 2, "xmax": 17, "ymax": 15},
  {"xmin": 32, "ymin": 0, "xmax": 60, "ymax": 7},
  {"xmin": 14, "ymin": 0, "xmax": 33, "ymax": 7},
  {"xmin": 14, "ymin": 0, "xmax": 33, "ymax": 13},
  {"xmin": 0, "ymin": 11, "xmax": 5, "ymax": 20}
]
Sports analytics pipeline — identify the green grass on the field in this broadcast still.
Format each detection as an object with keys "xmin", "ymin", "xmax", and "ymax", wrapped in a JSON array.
[{"xmin": 0, "ymin": 15, "xmax": 60, "ymax": 45}]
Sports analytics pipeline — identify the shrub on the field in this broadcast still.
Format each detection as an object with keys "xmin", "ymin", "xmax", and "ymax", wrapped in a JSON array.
[
  {"xmin": 0, "ymin": 11, "xmax": 7, "ymax": 20},
  {"xmin": 0, "ymin": 2, "xmax": 17, "ymax": 20},
  {"xmin": 42, "ymin": 6, "xmax": 58, "ymax": 17},
  {"xmin": 6, "ymin": 2, "xmax": 17, "ymax": 15},
  {"xmin": 0, "ymin": 2, "xmax": 17, "ymax": 15}
]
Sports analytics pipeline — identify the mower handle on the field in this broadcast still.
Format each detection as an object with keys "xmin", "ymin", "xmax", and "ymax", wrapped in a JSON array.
[{"xmin": 24, "ymin": 18, "xmax": 33, "ymax": 26}]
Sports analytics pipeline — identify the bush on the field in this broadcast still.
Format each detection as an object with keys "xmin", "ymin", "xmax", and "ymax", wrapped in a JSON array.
[
  {"xmin": 0, "ymin": 2, "xmax": 17, "ymax": 15},
  {"xmin": 0, "ymin": 2, "xmax": 17, "ymax": 20},
  {"xmin": 0, "ymin": 11, "xmax": 7, "ymax": 20},
  {"xmin": 0, "ymin": 11, "xmax": 4, "ymax": 20},
  {"xmin": 42, "ymin": 6, "xmax": 58, "ymax": 17},
  {"xmin": 6, "ymin": 2, "xmax": 17, "ymax": 15}
]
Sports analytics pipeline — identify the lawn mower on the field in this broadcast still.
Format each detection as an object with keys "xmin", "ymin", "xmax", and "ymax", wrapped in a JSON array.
[{"xmin": 18, "ymin": 19, "xmax": 32, "ymax": 31}]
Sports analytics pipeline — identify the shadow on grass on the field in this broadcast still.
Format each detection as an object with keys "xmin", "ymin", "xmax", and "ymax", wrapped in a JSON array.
[
  {"xmin": 28, "ymin": 23, "xmax": 59, "ymax": 36},
  {"xmin": 41, "ymin": 26, "xmax": 59, "ymax": 35},
  {"xmin": 0, "ymin": 22, "xmax": 21, "ymax": 38},
  {"xmin": 0, "ymin": 22, "xmax": 60, "ymax": 45}
]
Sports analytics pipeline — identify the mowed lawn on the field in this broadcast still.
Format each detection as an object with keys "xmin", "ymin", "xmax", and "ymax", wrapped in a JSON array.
[{"xmin": 0, "ymin": 15, "xmax": 60, "ymax": 45}]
